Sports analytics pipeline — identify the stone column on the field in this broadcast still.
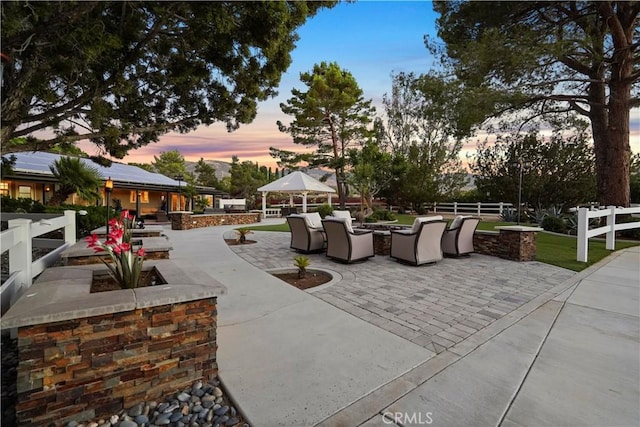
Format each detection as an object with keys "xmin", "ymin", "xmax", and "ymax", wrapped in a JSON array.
[{"xmin": 495, "ymin": 226, "xmax": 543, "ymax": 262}]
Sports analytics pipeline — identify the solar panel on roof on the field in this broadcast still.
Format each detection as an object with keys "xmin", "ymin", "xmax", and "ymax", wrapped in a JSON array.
[{"xmin": 4, "ymin": 152, "xmax": 181, "ymax": 186}]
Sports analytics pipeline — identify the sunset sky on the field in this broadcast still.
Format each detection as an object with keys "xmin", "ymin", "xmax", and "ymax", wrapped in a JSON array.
[{"xmin": 83, "ymin": 1, "xmax": 638, "ymax": 169}]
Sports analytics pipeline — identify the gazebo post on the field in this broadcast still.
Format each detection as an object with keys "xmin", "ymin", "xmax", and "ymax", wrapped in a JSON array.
[
  {"xmin": 289, "ymin": 194, "xmax": 294, "ymax": 207},
  {"xmin": 261, "ymin": 191, "xmax": 267, "ymax": 219},
  {"xmin": 302, "ymin": 191, "xmax": 308, "ymax": 213},
  {"xmin": 327, "ymin": 192, "xmax": 332, "ymax": 206}
]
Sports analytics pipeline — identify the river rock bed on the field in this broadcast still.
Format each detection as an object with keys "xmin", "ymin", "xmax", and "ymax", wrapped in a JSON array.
[{"xmin": 1, "ymin": 335, "xmax": 249, "ymax": 427}]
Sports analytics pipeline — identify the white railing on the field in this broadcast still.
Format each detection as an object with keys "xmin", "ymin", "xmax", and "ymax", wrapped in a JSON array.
[
  {"xmin": 577, "ymin": 206, "xmax": 640, "ymax": 262},
  {"xmin": 251, "ymin": 208, "xmax": 281, "ymax": 218},
  {"xmin": 432, "ymin": 202, "xmax": 513, "ymax": 216},
  {"xmin": 0, "ymin": 210, "xmax": 76, "ymax": 316}
]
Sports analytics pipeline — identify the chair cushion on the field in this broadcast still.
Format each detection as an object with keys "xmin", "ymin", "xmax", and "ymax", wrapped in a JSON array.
[
  {"xmin": 449, "ymin": 215, "xmax": 466, "ymax": 230},
  {"xmin": 410, "ymin": 215, "xmax": 443, "ymax": 233},
  {"xmin": 332, "ymin": 210, "xmax": 353, "ymax": 221},
  {"xmin": 332, "ymin": 216, "xmax": 354, "ymax": 233},
  {"xmin": 301, "ymin": 212, "xmax": 322, "ymax": 228}
]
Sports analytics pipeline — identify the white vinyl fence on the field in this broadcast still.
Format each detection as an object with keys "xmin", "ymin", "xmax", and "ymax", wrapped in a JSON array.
[
  {"xmin": 0, "ymin": 210, "xmax": 76, "ymax": 316},
  {"xmin": 577, "ymin": 206, "xmax": 640, "ymax": 262},
  {"xmin": 432, "ymin": 202, "xmax": 513, "ymax": 216}
]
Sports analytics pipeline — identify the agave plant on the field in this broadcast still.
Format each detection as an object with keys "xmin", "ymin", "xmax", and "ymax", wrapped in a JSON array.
[
  {"xmin": 294, "ymin": 255, "xmax": 310, "ymax": 279},
  {"xmin": 499, "ymin": 207, "xmax": 519, "ymax": 222}
]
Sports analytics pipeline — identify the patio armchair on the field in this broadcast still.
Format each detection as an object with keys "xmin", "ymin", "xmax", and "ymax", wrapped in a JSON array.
[
  {"xmin": 441, "ymin": 216, "xmax": 481, "ymax": 257},
  {"xmin": 321, "ymin": 217, "xmax": 374, "ymax": 263},
  {"xmin": 390, "ymin": 217, "xmax": 447, "ymax": 265},
  {"xmin": 286, "ymin": 214, "xmax": 326, "ymax": 253},
  {"xmin": 332, "ymin": 210, "xmax": 354, "ymax": 222}
]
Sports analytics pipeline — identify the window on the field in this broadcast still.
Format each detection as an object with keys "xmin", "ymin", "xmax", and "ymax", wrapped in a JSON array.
[
  {"xmin": 130, "ymin": 191, "xmax": 149, "ymax": 203},
  {"xmin": 18, "ymin": 185, "xmax": 32, "ymax": 199},
  {"xmin": 0, "ymin": 182, "xmax": 8, "ymax": 196}
]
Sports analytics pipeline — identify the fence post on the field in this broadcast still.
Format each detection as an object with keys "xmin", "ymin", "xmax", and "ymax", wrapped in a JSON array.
[
  {"xmin": 433, "ymin": 203, "xmax": 437, "ymax": 213},
  {"xmin": 499, "ymin": 202, "xmax": 504, "ymax": 215},
  {"xmin": 477, "ymin": 202, "xmax": 481, "ymax": 216},
  {"xmin": 453, "ymin": 202, "xmax": 457, "ymax": 215},
  {"xmin": 7, "ymin": 218, "xmax": 33, "ymax": 298},
  {"xmin": 577, "ymin": 208, "xmax": 589, "ymax": 262},
  {"xmin": 606, "ymin": 205, "xmax": 616, "ymax": 250},
  {"xmin": 64, "ymin": 210, "xmax": 77, "ymax": 244}
]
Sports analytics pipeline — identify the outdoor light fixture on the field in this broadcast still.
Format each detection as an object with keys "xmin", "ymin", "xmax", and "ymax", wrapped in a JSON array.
[
  {"xmin": 105, "ymin": 177, "xmax": 114, "ymax": 235},
  {"xmin": 509, "ymin": 159, "xmax": 529, "ymax": 225},
  {"xmin": 175, "ymin": 174, "xmax": 184, "ymax": 211}
]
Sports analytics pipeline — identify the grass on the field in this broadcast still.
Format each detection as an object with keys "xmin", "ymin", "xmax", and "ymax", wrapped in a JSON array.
[{"xmin": 240, "ymin": 215, "xmax": 638, "ymax": 272}]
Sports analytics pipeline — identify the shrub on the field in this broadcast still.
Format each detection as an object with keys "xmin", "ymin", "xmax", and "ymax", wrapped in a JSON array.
[
  {"xmin": 316, "ymin": 204, "xmax": 334, "ymax": 218},
  {"xmin": 617, "ymin": 216, "xmax": 640, "ymax": 240},
  {"xmin": 541, "ymin": 215, "xmax": 567, "ymax": 233},
  {"xmin": 0, "ymin": 196, "xmax": 46, "ymax": 213},
  {"xmin": 370, "ymin": 209, "xmax": 396, "ymax": 221}
]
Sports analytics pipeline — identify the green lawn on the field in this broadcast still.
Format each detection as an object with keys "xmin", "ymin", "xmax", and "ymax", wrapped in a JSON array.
[{"xmin": 240, "ymin": 216, "xmax": 638, "ymax": 272}]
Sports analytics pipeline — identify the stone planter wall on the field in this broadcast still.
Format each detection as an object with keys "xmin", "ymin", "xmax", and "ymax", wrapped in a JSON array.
[
  {"xmin": 1, "ymin": 260, "xmax": 225, "ymax": 427},
  {"xmin": 14, "ymin": 298, "xmax": 217, "ymax": 426},
  {"xmin": 474, "ymin": 227, "xmax": 541, "ymax": 262},
  {"xmin": 170, "ymin": 212, "xmax": 261, "ymax": 230},
  {"xmin": 64, "ymin": 250, "xmax": 169, "ymax": 265}
]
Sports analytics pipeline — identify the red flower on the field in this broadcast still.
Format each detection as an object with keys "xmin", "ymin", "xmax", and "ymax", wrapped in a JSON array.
[
  {"xmin": 112, "ymin": 244, "xmax": 122, "ymax": 255},
  {"xmin": 85, "ymin": 234, "xmax": 100, "ymax": 248},
  {"xmin": 121, "ymin": 242, "xmax": 131, "ymax": 252},
  {"xmin": 136, "ymin": 248, "xmax": 146, "ymax": 257}
]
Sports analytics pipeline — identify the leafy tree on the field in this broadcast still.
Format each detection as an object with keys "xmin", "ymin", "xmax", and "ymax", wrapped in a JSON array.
[
  {"xmin": 152, "ymin": 150, "xmax": 192, "ymax": 181},
  {"xmin": 47, "ymin": 142, "xmax": 87, "ymax": 157},
  {"xmin": 229, "ymin": 156, "xmax": 268, "ymax": 209},
  {"xmin": 48, "ymin": 156, "xmax": 102, "ymax": 206},
  {"xmin": 347, "ymin": 139, "xmax": 393, "ymax": 216},
  {"xmin": 1, "ymin": 1, "xmax": 336, "ymax": 156},
  {"xmin": 470, "ymin": 131, "xmax": 597, "ymax": 210},
  {"xmin": 431, "ymin": 1, "xmax": 639, "ymax": 207},
  {"xmin": 272, "ymin": 61, "xmax": 375, "ymax": 208},
  {"xmin": 127, "ymin": 162, "xmax": 155, "ymax": 173},
  {"xmin": 195, "ymin": 158, "xmax": 219, "ymax": 188},
  {"xmin": 378, "ymin": 72, "xmax": 468, "ymax": 210}
]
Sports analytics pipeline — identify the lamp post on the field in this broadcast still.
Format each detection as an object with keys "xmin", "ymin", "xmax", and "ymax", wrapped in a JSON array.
[
  {"xmin": 510, "ymin": 159, "xmax": 528, "ymax": 225},
  {"xmin": 104, "ymin": 177, "xmax": 113, "ymax": 235},
  {"xmin": 175, "ymin": 174, "xmax": 184, "ymax": 211}
]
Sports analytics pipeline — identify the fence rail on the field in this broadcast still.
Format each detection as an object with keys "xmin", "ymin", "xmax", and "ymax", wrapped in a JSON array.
[
  {"xmin": 0, "ymin": 210, "xmax": 76, "ymax": 316},
  {"xmin": 432, "ymin": 202, "xmax": 513, "ymax": 216},
  {"xmin": 577, "ymin": 206, "xmax": 640, "ymax": 262}
]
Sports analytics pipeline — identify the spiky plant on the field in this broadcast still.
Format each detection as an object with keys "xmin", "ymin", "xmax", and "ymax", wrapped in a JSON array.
[
  {"xmin": 293, "ymin": 255, "xmax": 310, "ymax": 279},
  {"xmin": 235, "ymin": 228, "xmax": 253, "ymax": 243},
  {"xmin": 48, "ymin": 156, "xmax": 102, "ymax": 205}
]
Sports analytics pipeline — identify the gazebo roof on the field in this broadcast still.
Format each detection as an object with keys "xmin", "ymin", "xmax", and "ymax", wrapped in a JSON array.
[{"xmin": 257, "ymin": 171, "xmax": 336, "ymax": 193}]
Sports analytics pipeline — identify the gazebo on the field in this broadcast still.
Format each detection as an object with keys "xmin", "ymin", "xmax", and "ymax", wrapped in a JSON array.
[{"xmin": 257, "ymin": 171, "xmax": 336, "ymax": 218}]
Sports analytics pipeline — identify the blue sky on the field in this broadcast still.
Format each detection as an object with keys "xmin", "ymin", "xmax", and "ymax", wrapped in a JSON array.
[
  {"xmin": 118, "ymin": 1, "xmax": 442, "ymax": 167},
  {"xmin": 111, "ymin": 1, "xmax": 638, "ymax": 168}
]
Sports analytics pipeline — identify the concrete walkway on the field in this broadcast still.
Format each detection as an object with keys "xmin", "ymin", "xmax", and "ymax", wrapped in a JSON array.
[{"xmin": 164, "ymin": 220, "xmax": 639, "ymax": 427}]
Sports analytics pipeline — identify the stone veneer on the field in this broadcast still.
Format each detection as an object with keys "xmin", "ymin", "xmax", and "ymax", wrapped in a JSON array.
[
  {"xmin": 1, "ymin": 260, "xmax": 225, "ymax": 427},
  {"xmin": 473, "ymin": 226, "xmax": 542, "ymax": 262},
  {"xmin": 14, "ymin": 300, "xmax": 217, "ymax": 426},
  {"xmin": 170, "ymin": 212, "xmax": 261, "ymax": 230}
]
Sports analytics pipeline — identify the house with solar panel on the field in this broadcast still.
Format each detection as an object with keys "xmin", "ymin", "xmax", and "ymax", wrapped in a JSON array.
[{"xmin": 1, "ymin": 152, "xmax": 227, "ymax": 218}]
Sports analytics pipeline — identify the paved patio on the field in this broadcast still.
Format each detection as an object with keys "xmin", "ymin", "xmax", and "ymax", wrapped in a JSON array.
[{"xmin": 226, "ymin": 230, "xmax": 575, "ymax": 354}]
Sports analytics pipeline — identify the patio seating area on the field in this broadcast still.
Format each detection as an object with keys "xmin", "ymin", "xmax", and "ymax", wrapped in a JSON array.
[{"xmin": 226, "ymin": 229, "xmax": 575, "ymax": 354}]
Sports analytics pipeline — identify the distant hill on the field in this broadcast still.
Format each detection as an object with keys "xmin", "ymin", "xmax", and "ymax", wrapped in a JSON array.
[
  {"xmin": 183, "ymin": 160, "xmax": 338, "ymax": 186},
  {"xmin": 184, "ymin": 159, "xmax": 232, "ymax": 180}
]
